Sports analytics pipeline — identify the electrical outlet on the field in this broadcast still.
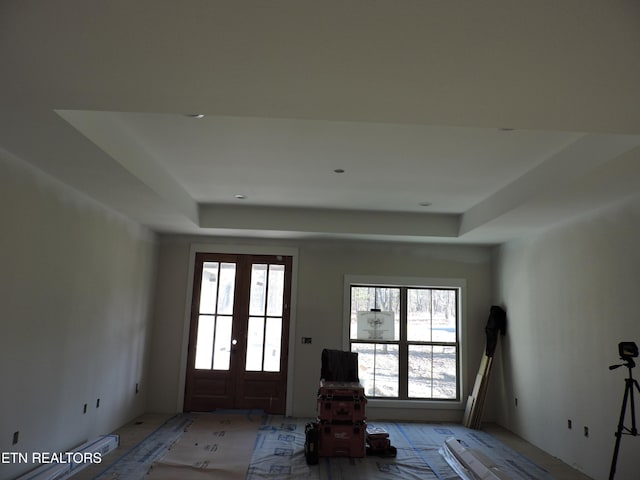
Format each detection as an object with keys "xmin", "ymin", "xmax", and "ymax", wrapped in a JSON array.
[
  {"xmin": 567, "ymin": 419, "xmax": 572, "ymax": 429},
  {"xmin": 584, "ymin": 426, "xmax": 589, "ymax": 437},
  {"xmin": 301, "ymin": 337, "xmax": 312, "ymax": 344}
]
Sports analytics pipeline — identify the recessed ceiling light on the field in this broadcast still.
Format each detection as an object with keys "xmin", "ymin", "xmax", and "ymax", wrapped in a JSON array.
[
  {"xmin": 185, "ymin": 114, "xmax": 205, "ymax": 119},
  {"xmin": 419, "ymin": 202, "xmax": 432, "ymax": 207},
  {"xmin": 333, "ymin": 168, "xmax": 345, "ymax": 173},
  {"xmin": 234, "ymin": 194, "xmax": 247, "ymax": 200}
]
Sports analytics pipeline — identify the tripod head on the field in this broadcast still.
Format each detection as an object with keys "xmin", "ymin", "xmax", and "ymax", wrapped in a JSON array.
[
  {"xmin": 609, "ymin": 342, "xmax": 638, "ymax": 371},
  {"xmin": 610, "ymin": 359, "xmax": 636, "ymax": 370}
]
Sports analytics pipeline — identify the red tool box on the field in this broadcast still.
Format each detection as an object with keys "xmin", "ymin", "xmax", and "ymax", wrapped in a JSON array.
[
  {"xmin": 305, "ymin": 349, "xmax": 395, "ymax": 463},
  {"xmin": 366, "ymin": 425, "xmax": 390, "ymax": 449},
  {"xmin": 365, "ymin": 425, "xmax": 397, "ymax": 457},
  {"xmin": 318, "ymin": 421, "xmax": 366, "ymax": 458},
  {"xmin": 317, "ymin": 396, "xmax": 367, "ymax": 422}
]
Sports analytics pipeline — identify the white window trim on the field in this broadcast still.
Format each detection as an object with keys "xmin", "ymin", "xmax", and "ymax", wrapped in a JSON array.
[{"xmin": 343, "ymin": 274, "xmax": 467, "ymax": 409}]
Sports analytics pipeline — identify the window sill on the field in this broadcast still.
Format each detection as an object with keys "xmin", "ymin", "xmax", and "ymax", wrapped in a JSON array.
[{"xmin": 366, "ymin": 398, "xmax": 464, "ymax": 410}]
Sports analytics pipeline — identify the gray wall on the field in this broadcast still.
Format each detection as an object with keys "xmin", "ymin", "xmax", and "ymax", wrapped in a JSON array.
[
  {"xmin": 493, "ymin": 196, "xmax": 640, "ymax": 480},
  {"xmin": 0, "ymin": 155, "xmax": 157, "ymax": 480},
  {"xmin": 147, "ymin": 235, "xmax": 493, "ymax": 422},
  {"xmin": 13, "ymin": 138, "xmax": 639, "ymax": 479}
]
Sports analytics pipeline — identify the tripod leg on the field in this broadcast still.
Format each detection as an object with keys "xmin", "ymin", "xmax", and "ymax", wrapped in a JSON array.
[
  {"xmin": 631, "ymin": 379, "xmax": 640, "ymax": 436},
  {"xmin": 609, "ymin": 382, "xmax": 631, "ymax": 480}
]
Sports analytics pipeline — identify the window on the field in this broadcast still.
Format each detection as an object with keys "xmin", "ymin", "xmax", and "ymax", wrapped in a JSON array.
[{"xmin": 345, "ymin": 276, "xmax": 462, "ymax": 402}]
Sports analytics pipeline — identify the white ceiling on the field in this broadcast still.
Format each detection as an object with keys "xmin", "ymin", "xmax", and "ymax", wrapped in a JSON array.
[{"xmin": 2, "ymin": 1, "xmax": 640, "ymax": 245}]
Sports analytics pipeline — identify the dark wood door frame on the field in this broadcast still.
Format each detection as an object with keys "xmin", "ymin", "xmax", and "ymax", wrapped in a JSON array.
[{"xmin": 183, "ymin": 252, "xmax": 292, "ymax": 414}]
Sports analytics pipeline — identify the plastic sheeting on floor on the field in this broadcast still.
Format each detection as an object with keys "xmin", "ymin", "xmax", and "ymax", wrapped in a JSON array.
[
  {"xmin": 93, "ymin": 414, "xmax": 193, "ymax": 480},
  {"xmin": 146, "ymin": 411, "xmax": 262, "ymax": 480},
  {"xmin": 441, "ymin": 436, "xmax": 512, "ymax": 480},
  {"xmin": 90, "ymin": 413, "xmax": 555, "ymax": 480},
  {"xmin": 247, "ymin": 418, "xmax": 553, "ymax": 480}
]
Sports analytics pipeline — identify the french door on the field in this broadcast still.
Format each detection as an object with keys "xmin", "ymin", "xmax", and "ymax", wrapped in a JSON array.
[{"xmin": 184, "ymin": 252, "xmax": 292, "ymax": 414}]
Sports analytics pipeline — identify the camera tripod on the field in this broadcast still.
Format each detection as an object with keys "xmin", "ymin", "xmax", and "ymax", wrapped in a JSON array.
[{"xmin": 608, "ymin": 357, "xmax": 640, "ymax": 480}]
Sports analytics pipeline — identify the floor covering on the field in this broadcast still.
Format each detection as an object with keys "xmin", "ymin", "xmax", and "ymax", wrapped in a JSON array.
[{"xmin": 90, "ymin": 411, "xmax": 555, "ymax": 480}]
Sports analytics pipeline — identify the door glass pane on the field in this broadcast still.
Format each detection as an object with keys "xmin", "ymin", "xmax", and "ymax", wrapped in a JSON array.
[
  {"xmin": 246, "ymin": 316, "xmax": 265, "ymax": 371},
  {"xmin": 263, "ymin": 317, "xmax": 282, "ymax": 372},
  {"xmin": 432, "ymin": 290, "xmax": 457, "ymax": 342},
  {"xmin": 351, "ymin": 343, "xmax": 398, "ymax": 397},
  {"xmin": 218, "ymin": 263, "xmax": 236, "ymax": 315},
  {"xmin": 266, "ymin": 265, "xmax": 285, "ymax": 316},
  {"xmin": 408, "ymin": 345, "xmax": 433, "ymax": 398},
  {"xmin": 407, "ymin": 289, "xmax": 432, "ymax": 342},
  {"xmin": 212, "ymin": 315, "xmax": 232, "ymax": 370},
  {"xmin": 249, "ymin": 264, "xmax": 267, "ymax": 316},
  {"xmin": 194, "ymin": 316, "xmax": 214, "ymax": 369},
  {"xmin": 199, "ymin": 262, "xmax": 219, "ymax": 314}
]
